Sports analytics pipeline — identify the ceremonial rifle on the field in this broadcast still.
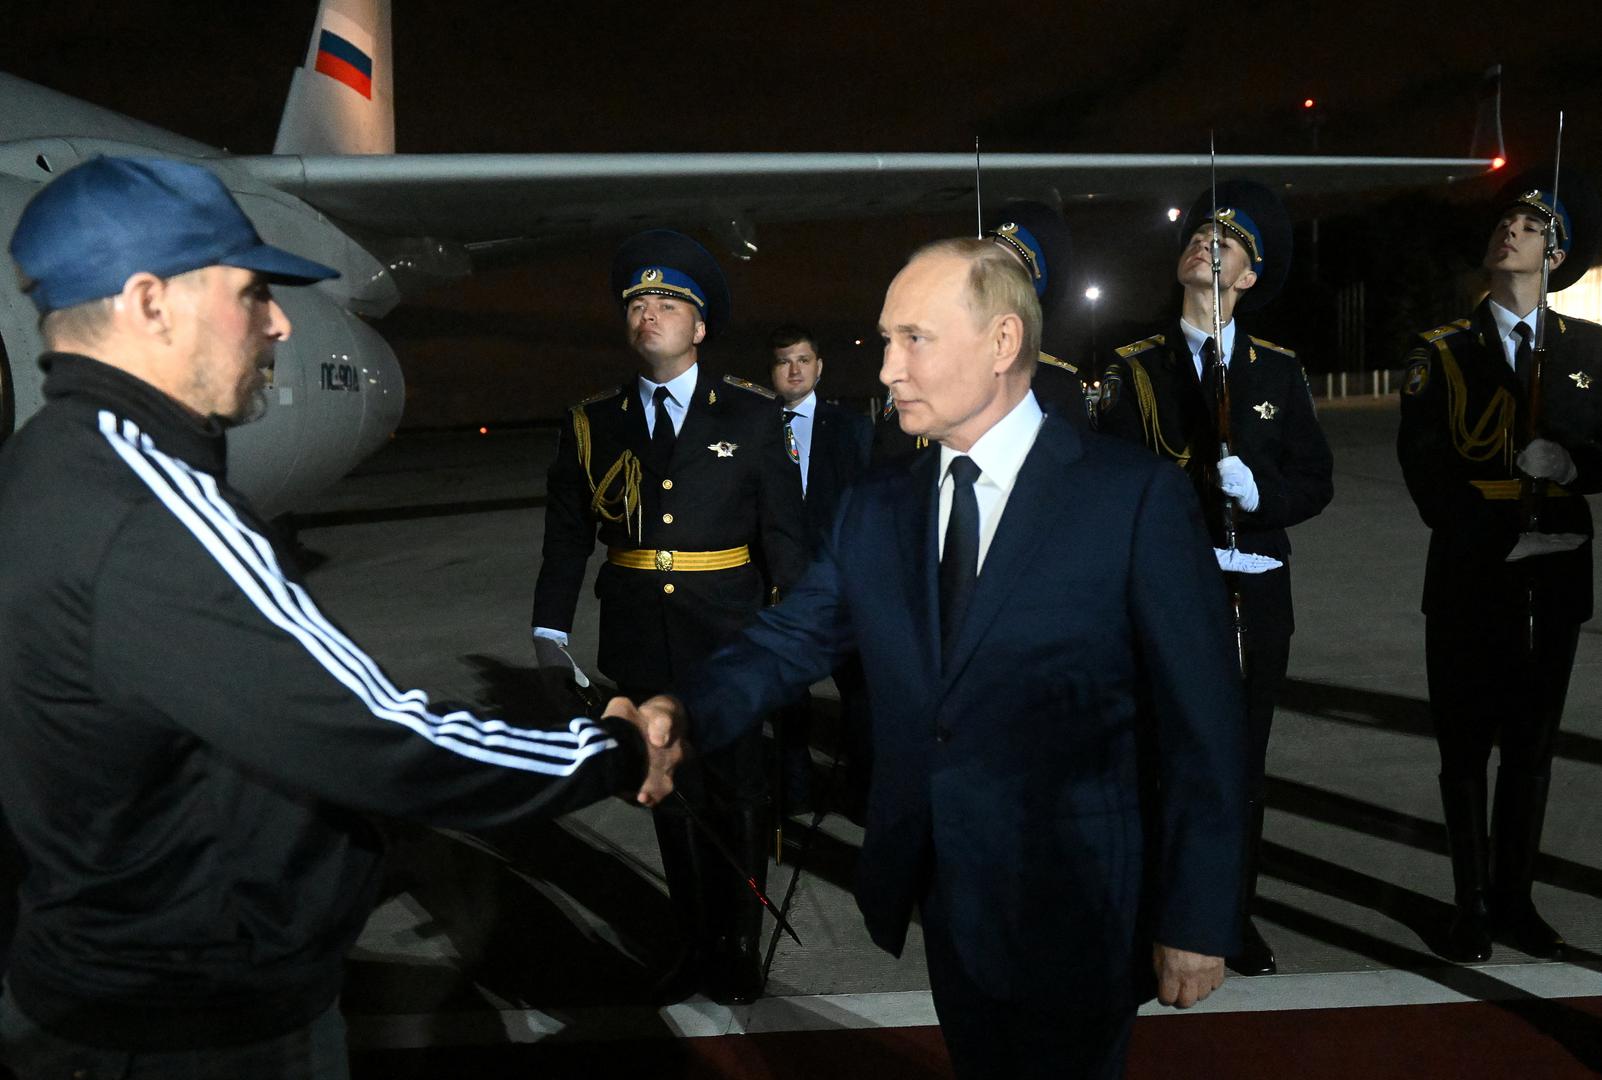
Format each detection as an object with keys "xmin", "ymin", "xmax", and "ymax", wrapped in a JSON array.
[
  {"xmin": 1208, "ymin": 133, "xmax": 1248, "ymax": 676},
  {"xmin": 1518, "ymin": 111, "xmax": 1563, "ymax": 654}
]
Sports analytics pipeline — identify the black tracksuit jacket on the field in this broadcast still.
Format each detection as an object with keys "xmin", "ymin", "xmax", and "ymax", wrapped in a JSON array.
[{"xmin": 0, "ymin": 354, "xmax": 649, "ymax": 1051}]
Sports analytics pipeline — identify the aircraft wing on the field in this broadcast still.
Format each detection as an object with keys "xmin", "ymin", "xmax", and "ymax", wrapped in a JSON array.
[{"xmin": 235, "ymin": 152, "xmax": 1496, "ymax": 246}]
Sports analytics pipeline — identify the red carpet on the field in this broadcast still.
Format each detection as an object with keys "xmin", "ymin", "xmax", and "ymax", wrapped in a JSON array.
[{"xmin": 350, "ymin": 996, "xmax": 1602, "ymax": 1078}]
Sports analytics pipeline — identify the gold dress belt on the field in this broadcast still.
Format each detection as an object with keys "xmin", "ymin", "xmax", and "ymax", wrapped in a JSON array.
[
  {"xmin": 1470, "ymin": 479, "xmax": 1573, "ymax": 500},
  {"xmin": 607, "ymin": 545, "xmax": 751, "ymax": 572}
]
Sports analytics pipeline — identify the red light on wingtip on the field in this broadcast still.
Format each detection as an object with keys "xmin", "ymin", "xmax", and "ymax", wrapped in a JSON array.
[
  {"xmin": 1302, "ymin": 97, "xmax": 1316, "ymax": 109},
  {"xmin": 479, "ymin": 426, "xmax": 489, "ymax": 435},
  {"xmin": 1492, "ymin": 156, "xmax": 1507, "ymax": 170}
]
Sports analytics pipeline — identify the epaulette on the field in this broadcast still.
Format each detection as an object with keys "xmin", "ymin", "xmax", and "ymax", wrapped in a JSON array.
[
  {"xmin": 1115, "ymin": 334, "xmax": 1164, "ymax": 359},
  {"xmin": 1247, "ymin": 336, "xmax": 1296, "ymax": 359},
  {"xmin": 571, "ymin": 386, "xmax": 623, "ymax": 412},
  {"xmin": 1038, "ymin": 351, "xmax": 1080, "ymax": 375},
  {"xmin": 1421, "ymin": 319, "xmax": 1472, "ymax": 344},
  {"xmin": 722, "ymin": 374, "xmax": 779, "ymax": 399}
]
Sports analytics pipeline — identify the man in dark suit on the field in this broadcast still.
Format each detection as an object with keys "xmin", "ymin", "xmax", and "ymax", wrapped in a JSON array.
[
  {"xmin": 530, "ymin": 230, "xmax": 809, "ymax": 1003},
  {"xmin": 1097, "ymin": 180, "xmax": 1334, "ymax": 976},
  {"xmin": 767, "ymin": 324, "xmax": 873, "ymax": 816},
  {"xmin": 644, "ymin": 238, "xmax": 1247, "ymax": 1078},
  {"xmin": 1398, "ymin": 169, "xmax": 1602, "ymax": 963}
]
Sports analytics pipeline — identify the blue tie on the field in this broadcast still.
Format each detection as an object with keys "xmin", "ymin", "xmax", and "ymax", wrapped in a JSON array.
[{"xmin": 939, "ymin": 455, "xmax": 982, "ymax": 656}]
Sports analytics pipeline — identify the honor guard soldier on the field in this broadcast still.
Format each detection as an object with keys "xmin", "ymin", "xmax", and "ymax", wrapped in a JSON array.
[
  {"xmin": 530, "ymin": 230, "xmax": 810, "ymax": 1003},
  {"xmin": 1398, "ymin": 168, "xmax": 1602, "ymax": 963},
  {"xmin": 1098, "ymin": 180, "xmax": 1334, "ymax": 977},
  {"xmin": 875, "ymin": 201, "xmax": 1087, "ymax": 459}
]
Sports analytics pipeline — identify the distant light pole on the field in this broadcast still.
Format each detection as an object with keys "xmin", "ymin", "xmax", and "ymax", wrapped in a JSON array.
[{"xmin": 1085, "ymin": 285, "xmax": 1102, "ymax": 355}]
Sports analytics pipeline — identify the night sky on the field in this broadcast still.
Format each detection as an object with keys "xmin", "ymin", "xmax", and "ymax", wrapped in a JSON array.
[{"xmin": 5, "ymin": 1, "xmax": 1602, "ymax": 423}]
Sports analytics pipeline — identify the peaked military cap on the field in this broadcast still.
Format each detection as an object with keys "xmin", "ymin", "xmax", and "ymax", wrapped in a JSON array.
[
  {"xmin": 610, "ymin": 229, "xmax": 731, "ymax": 338},
  {"xmin": 983, "ymin": 201, "xmax": 1073, "ymax": 311},
  {"xmin": 1179, "ymin": 178, "xmax": 1292, "ymax": 313},
  {"xmin": 1492, "ymin": 165, "xmax": 1601, "ymax": 294}
]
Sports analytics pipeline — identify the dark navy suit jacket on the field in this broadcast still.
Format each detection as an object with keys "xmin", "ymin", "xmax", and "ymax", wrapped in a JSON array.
[
  {"xmin": 801, "ymin": 400, "xmax": 873, "ymax": 546},
  {"xmin": 683, "ymin": 412, "xmax": 1247, "ymax": 1008}
]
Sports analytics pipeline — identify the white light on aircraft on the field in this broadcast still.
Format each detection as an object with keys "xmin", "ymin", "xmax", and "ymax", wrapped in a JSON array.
[
  {"xmin": 1167, "ymin": 208, "xmax": 1181, "ymax": 223},
  {"xmin": 853, "ymin": 339, "xmax": 863, "ymax": 346},
  {"xmin": 1085, "ymin": 286, "xmax": 1102, "ymax": 302}
]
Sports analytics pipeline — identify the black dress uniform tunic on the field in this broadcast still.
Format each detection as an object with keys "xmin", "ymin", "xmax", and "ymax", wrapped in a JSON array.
[
  {"xmin": 532, "ymin": 370, "xmax": 810, "ymax": 695},
  {"xmin": 1397, "ymin": 298, "xmax": 1602, "ymax": 780},
  {"xmin": 1098, "ymin": 324, "xmax": 1334, "ymax": 787}
]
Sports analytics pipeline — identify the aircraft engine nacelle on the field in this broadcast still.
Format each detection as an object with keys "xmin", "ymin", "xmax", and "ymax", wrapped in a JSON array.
[{"xmin": 228, "ymin": 286, "xmax": 404, "ymax": 518}]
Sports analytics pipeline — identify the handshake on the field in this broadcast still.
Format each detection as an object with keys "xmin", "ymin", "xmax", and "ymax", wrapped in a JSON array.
[
  {"xmin": 605, "ymin": 694, "xmax": 689, "ymax": 808},
  {"xmin": 532, "ymin": 634, "xmax": 687, "ymax": 807}
]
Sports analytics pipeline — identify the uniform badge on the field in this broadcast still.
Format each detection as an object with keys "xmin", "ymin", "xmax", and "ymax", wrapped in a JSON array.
[
  {"xmin": 1570, "ymin": 371, "xmax": 1593, "ymax": 390},
  {"xmin": 709, "ymin": 389, "xmax": 717, "ymax": 405},
  {"xmin": 708, "ymin": 441, "xmax": 738, "ymax": 457},
  {"xmin": 1253, "ymin": 401, "xmax": 1278, "ymax": 420},
  {"xmin": 1098, "ymin": 369, "xmax": 1121, "ymax": 412},
  {"xmin": 1403, "ymin": 355, "xmax": 1430, "ymax": 396}
]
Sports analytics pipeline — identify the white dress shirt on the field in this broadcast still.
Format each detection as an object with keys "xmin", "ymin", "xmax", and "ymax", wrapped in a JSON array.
[
  {"xmin": 1179, "ymin": 317, "xmax": 1237, "ymax": 380},
  {"xmin": 638, "ymin": 364, "xmax": 699, "ymax": 436},
  {"xmin": 784, "ymin": 391, "xmax": 816, "ymax": 496},
  {"xmin": 937, "ymin": 391, "xmax": 1046, "ymax": 573},
  {"xmin": 1488, "ymin": 299, "xmax": 1537, "ymax": 372}
]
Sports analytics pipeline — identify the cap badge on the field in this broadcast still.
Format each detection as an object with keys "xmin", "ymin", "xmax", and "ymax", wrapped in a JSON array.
[
  {"xmin": 708, "ymin": 441, "xmax": 738, "ymax": 458},
  {"xmin": 641, "ymin": 268, "xmax": 663, "ymax": 284}
]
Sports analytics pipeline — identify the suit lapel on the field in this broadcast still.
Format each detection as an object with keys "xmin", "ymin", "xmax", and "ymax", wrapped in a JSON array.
[
  {"xmin": 807, "ymin": 406, "xmax": 832, "ymax": 505},
  {"xmin": 900, "ymin": 446, "xmax": 942, "ymax": 676},
  {"xmin": 1472, "ymin": 300, "xmax": 1523, "ymax": 400},
  {"xmin": 669, "ymin": 370, "xmax": 720, "ymax": 470},
  {"xmin": 941, "ymin": 418, "xmax": 1081, "ymax": 686},
  {"xmin": 618, "ymin": 378, "xmax": 650, "ymax": 454}
]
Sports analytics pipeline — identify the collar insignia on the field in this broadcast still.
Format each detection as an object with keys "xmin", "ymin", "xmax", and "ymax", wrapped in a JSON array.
[
  {"xmin": 1570, "ymin": 371, "xmax": 1593, "ymax": 390},
  {"xmin": 1253, "ymin": 401, "xmax": 1278, "ymax": 420},
  {"xmin": 708, "ymin": 440, "xmax": 738, "ymax": 457}
]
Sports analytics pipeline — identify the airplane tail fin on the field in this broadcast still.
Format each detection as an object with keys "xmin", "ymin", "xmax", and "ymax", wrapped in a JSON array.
[
  {"xmin": 274, "ymin": 0, "xmax": 394, "ymax": 156},
  {"xmin": 1470, "ymin": 63, "xmax": 1505, "ymax": 164}
]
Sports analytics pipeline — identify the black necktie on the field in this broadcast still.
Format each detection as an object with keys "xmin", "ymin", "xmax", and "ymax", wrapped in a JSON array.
[
  {"xmin": 651, "ymin": 385, "xmax": 676, "ymax": 462},
  {"xmin": 1201, "ymin": 336, "xmax": 1222, "ymax": 410},
  {"xmin": 1514, "ymin": 322, "xmax": 1534, "ymax": 387},
  {"xmin": 939, "ymin": 455, "xmax": 982, "ymax": 657}
]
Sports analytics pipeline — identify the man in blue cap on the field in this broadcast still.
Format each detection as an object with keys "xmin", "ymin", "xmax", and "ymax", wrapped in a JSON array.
[
  {"xmin": 0, "ymin": 156, "xmax": 679, "ymax": 1080},
  {"xmin": 1398, "ymin": 167, "xmax": 1602, "ymax": 964},
  {"xmin": 1097, "ymin": 180, "xmax": 1334, "ymax": 977},
  {"xmin": 530, "ymin": 230, "xmax": 809, "ymax": 1003}
]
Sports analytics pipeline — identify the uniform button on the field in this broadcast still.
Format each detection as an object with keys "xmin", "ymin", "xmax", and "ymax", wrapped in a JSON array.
[
  {"xmin": 936, "ymin": 726, "xmax": 952, "ymax": 743},
  {"xmin": 662, "ymin": 479, "xmax": 674, "ymax": 490},
  {"xmin": 663, "ymin": 583, "xmax": 675, "ymax": 595},
  {"xmin": 662, "ymin": 513, "xmax": 674, "ymax": 524}
]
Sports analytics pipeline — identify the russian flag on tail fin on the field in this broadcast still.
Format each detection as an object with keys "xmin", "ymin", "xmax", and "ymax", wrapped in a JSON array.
[
  {"xmin": 313, "ymin": 8, "xmax": 376, "ymax": 100},
  {"xmin": 315, "ymin": 30, "xmax": 373, "ymax": 99},
  {"xmin": 274, "ymin": 0, "xmax": 393, "ymax": 156}
]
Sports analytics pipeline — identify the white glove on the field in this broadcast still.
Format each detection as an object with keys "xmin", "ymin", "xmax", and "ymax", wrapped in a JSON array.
[
  {"xmin": 1516, "ymin": 438, "xmax": 1578, "ymax": 485},
  {"xmin": 1214, "ymin": 548, "xmax": 1284, "ymax": 574},
  {"xmin": 1506, "ymin": 532, "xmax": 1588, "ymax": 561},
  {"xmin": 1216, "ymin": 455, "xmax": 1260, "ymax": 512},
  {"xmin": 531, "ymin": 630, "xmax": 591, "ymax": 688}
]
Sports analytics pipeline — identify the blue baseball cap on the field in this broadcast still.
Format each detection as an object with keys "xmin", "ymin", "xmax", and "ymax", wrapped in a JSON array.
[{"xmin": 9, "ymin": 156, "xmax": 338, "ymax": 315}]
